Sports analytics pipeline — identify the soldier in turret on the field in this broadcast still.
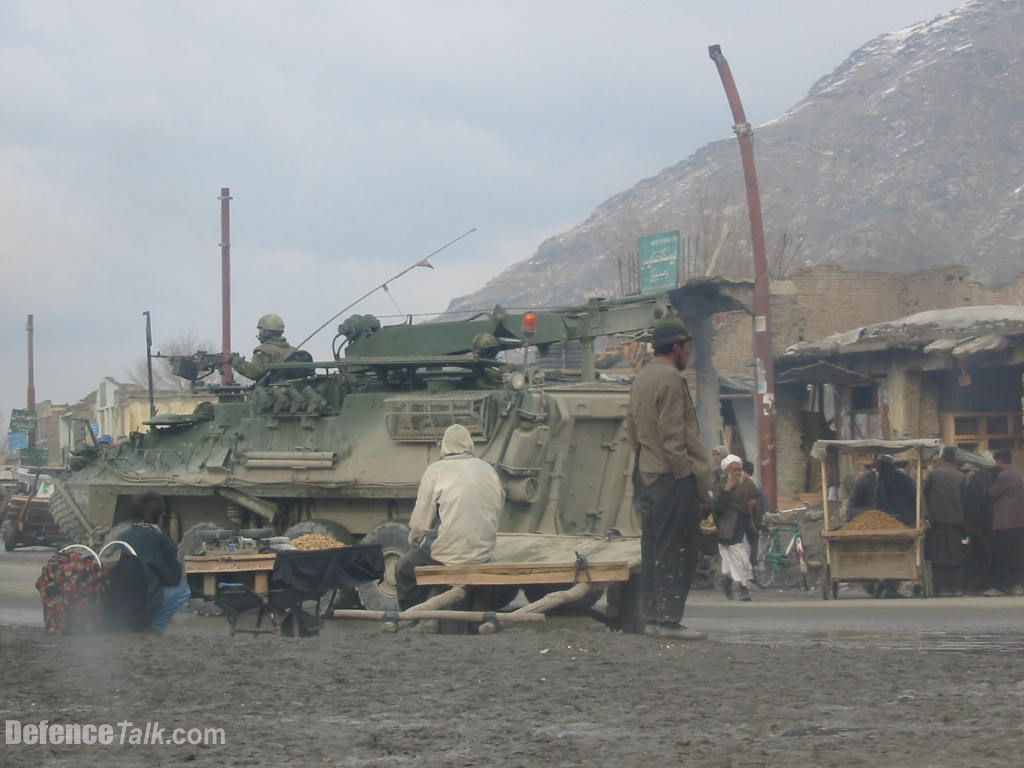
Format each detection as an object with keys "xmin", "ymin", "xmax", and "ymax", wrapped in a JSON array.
[{"xmin": 231, "ymin": 314, "xmax": 297, "ymax": 381}]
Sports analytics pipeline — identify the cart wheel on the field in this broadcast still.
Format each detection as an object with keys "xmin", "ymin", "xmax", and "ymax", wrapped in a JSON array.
[
  {"xmin": 820, "ymin": 565, "xmax": 831, "ymax": 600},
  {"xmin": 753, "ymin": 538, "xmax": 774, "ymax": 589}
]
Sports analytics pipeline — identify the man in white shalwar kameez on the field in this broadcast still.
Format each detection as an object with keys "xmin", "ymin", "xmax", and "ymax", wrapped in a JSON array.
[{"xmin": 713, "ymin": 454, "xmax": 758, "ymax": 601}]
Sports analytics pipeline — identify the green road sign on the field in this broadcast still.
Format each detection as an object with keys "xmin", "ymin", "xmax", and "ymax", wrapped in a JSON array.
[
  {"xmin": 19, "ymin": 447, "xmax": 48, "ymax": 467},
  {"xmin": 638, "ymin": 231, "xmax": 680, "ymax": 294},
  {"xmin": 9, "ymin": 408, "xmax": 36, "ymax": 434}
]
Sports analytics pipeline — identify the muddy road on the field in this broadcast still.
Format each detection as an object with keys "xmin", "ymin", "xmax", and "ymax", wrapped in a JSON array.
[{"xmin": 2, "ymin": 547, "xmax": 1023, "ymax": 767}]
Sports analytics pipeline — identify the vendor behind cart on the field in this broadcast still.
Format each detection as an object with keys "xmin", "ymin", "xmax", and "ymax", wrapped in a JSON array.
[
  {"xmin": 874, "ymin": 454, "xmax": 917, "ymax": 527},
  {"xmin": 395, "ymin": 424, "xmax": 503, "ymax": 611}
]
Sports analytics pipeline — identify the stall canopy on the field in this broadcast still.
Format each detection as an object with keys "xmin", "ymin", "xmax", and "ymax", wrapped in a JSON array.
[
  {"xmin": 810, "ymin": 438, "xmax": 942, "ymax": 462},
  {"xmin": 810, "ymin": 439, "xmax": 997, "ymax": 467}
]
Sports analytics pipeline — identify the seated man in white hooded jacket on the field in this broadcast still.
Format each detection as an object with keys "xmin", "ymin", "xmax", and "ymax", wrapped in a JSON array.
[{"xmin": 395, "ymin": 423, "xmax": 504, "ymax": 610}]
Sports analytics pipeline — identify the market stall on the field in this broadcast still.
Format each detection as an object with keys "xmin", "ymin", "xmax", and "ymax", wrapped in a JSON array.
[{"xmin": 813, "ymin": 439, "xmax": 939, "ymax": 599}]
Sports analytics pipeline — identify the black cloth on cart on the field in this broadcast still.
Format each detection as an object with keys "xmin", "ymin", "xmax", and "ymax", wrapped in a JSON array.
[{"xmin": 271, "ymin": 544, "xmax": 384, "ymax": 594}]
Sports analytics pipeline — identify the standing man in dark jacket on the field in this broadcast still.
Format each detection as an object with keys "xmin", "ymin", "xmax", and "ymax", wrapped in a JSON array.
[
  {"xmin": 987, "ymin": 449, "xmax": 1024, "ymax": 595},
  {"xmin": 923, "ymin": 446, "xmax": 966, "ymax": 596},
  {"xmin": 626, "ymin": 317, "xmax": 711, "ymax": 640},
  {"xmin": 964, "ymin": 464, "xmax": 996, "ymax": 593}
]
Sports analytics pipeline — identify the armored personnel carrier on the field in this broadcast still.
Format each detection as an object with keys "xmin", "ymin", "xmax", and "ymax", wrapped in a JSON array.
[{"xmin": 52, "ymin": 294, "xmax": 675, "ymax": 609}]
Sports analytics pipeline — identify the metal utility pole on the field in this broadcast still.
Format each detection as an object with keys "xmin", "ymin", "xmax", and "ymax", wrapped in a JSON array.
[
  {"xmin": 26, "ymin": 314, "xmax": 36, "ymax": 448},
  {"xmin": 143, "ymin": 311, "xmax": 156, "ymax": 417},
  {"xmin": 708, "ymin": 44, "xmax": 778, "ymax": 512},
  {"xmin": 220, "ymin": 187, "xmax": 234, "ymax": 385}
]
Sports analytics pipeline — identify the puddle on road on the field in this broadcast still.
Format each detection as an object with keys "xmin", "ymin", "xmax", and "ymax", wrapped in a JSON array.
[{"xmin": 723, "ymin": 630, "xmax": 1024, "ymax": 655}]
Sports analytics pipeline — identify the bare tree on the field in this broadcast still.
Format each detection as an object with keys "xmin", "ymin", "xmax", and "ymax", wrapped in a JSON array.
[{"xmin": 127, "ymin": 330, "xmax": 219, "ymax": 392}]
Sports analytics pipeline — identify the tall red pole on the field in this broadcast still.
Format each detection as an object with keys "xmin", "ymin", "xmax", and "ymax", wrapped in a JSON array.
[
  {"xmin": 26, "ymin": 314, "xmax": 36, "ymax": 448},
  {"xmin": 708, "ymin": 45, "xmax": 777, "ymax": 512},
  {"xmin": 220, "ymin": 187, "xmax": 234, "ymax": 384}
]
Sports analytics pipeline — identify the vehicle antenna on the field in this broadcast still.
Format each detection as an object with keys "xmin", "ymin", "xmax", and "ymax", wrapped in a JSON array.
[{"xmin": 294, "ymin": 227, "xmax": 477, "ymax": 350}]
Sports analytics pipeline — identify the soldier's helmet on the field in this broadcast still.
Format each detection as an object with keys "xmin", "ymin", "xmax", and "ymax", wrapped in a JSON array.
[
  {"xmin": 472, "ymin": 332, "xmax": 500, "ymax": 355},
  {"xmin": 257, "ymin": 314, "xmax": 285, "ymax": 336},
  {"xmin": 651, "ymin": 317, "xmax": 691, "ymax": 347}
]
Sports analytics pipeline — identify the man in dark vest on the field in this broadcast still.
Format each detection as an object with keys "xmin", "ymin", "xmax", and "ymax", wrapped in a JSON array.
[{"xmin": 626, "ymin": 317, "xmax": 711, "ymax": 640}]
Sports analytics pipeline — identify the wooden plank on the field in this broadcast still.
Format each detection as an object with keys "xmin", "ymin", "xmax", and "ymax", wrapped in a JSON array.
[
  {"xmin": 406, "ymin": 586, "xmax": 468, "ymax": 612},
  {"xmin": 821, "ymin": 529, "xmax": 923, "ymax": 541},
  {"xmin": 415, "ymin": 560, "xmax": 630, "ymax": 586},
  {"xmin": 185, "ymin": 559, "xmax": 277, "ymax": 574},
  {"xmin": 511, "ymin": 582, "xmax": 594, "ymax": 616},
  {"xmin": 488, "ymin": 533, "xmax": 642, "ymax": 568},
  {"xmin": 185, "ymin": 553, "xmax": 276, "ymax": 563},
  {"xmin": 820, "ymin": 459, "xmax": 831, "ymax": 536}
]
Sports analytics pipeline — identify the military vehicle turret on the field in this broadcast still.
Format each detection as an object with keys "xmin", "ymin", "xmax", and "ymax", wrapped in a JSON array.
[{"xmin": 52, "ymin": 294, "xmax": 677, "ymax": 609}]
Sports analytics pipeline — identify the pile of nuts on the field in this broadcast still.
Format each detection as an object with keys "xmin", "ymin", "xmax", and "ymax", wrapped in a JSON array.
[
  {"xmin": 292, "ymin": 534, "xmax": 346, "ymax": 550},
  {"xmin": 844, "ymin": 509, "xmax": 907, "ymax": 531}
]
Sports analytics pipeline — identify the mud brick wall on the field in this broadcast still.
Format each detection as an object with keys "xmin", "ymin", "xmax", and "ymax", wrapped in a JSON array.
[
  {"xmin": 885, "ymin": 368, "xmax": 923, "ymax": 438},
  {"xmin": 774, "ymin": 384, "xmax": 807, "ymax": 503},
  {"xmin": 711, "ymin": 264, "xmax": 1024, "ymax": 378}
]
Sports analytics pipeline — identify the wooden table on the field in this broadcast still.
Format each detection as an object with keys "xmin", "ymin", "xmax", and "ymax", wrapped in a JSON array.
[{"xmin": 184, "ymin": 552, "xmax": 277, "ymax": 598}]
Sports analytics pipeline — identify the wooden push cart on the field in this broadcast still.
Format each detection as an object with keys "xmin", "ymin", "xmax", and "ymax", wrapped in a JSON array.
[
  {"xmin": 813, "ymin": 438, "xmax": 939, "ymax": 599},
  {"xmin": 334, "ymin": 533, "xmax": 644, "ymax": 634}
]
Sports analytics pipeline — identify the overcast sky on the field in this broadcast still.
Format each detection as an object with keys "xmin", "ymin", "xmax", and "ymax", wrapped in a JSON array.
[{"xmin": 0, "ymin": 0, "xmax": 965, "ymax": 428}]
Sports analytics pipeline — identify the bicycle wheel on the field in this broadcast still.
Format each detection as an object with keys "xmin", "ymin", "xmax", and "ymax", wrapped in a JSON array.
[{"xmin": 753, "ymin": 534, "xmax": 775, "ymax": 588}]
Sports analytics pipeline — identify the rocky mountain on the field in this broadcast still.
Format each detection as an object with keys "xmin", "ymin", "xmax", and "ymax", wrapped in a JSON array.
[{"xmin": 447, "ymin": 0, "xmax": 1024, "ymax": 313}]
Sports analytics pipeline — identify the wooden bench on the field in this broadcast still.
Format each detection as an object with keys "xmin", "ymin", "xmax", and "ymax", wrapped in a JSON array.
[{"xmin": 336, "ymin": 533, "xmax": 645, "ymax": 633}]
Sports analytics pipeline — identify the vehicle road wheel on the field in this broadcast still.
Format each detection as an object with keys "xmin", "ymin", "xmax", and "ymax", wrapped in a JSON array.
[
  {"xmin": 48, "ymin": 489, "xmax": 90, "ymax": 545},
  {"xmin": 753, "ymin": 537, "xmax": 774, "ymax": 588},
  {"xmin": 285, "ymin": 519, "xmax": 360, "ymax": 609},
  {"xmin": 1, "ymin": 519, "xmax": 17, "ymax": 551},
  {"xmin": 356, "ymin": 522, "xmax": 411, "ymax": 612}
]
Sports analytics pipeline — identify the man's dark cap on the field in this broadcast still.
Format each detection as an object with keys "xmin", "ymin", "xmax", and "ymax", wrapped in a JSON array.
[
  {"xmin": 941, "ymin": 446, "xmax": 958, "ymax": 463},
  {"xmin": 875, "ymin": 454, "xmax": 895, "ymax": 467},
  {"xmin": 651, "ymin": 318, "xmax": 692, "ymax": 347}
]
